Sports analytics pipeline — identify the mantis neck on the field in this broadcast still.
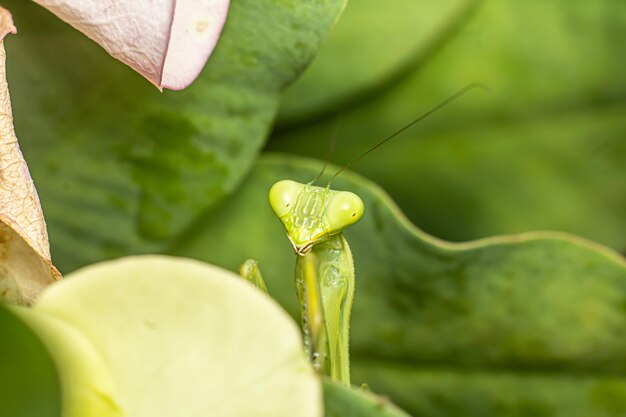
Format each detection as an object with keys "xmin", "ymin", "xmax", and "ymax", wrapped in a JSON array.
[{"xmin": 295, "ymin": 233, "xmax": 355, "ymax": 386}]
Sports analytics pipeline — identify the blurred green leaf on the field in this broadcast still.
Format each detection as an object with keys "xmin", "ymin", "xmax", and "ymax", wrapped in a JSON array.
[
  {"xmin": 277, "ymin": 0, "xmax": 480, "ymax": 124},
  {"xmin": 4, "ymin": 0, "xmax": 346, "ymax": 272},
  {"xmin": 270, "ymin": 0, "xmax": 626, "ymax": 253},
  {"xmin": 173, "ymin": 155, "xmax": 626, "ymax": 417},
  {"xmin": 324, "ymin": 381, "xmax": 411, "ymax": 417},
  {"xmin": 356, "ymin": 368, "xmax": 626, "ymax": 417},
  {"xmin": 0, "ymin": 304, "xmax": 60, "ymax": 417}
]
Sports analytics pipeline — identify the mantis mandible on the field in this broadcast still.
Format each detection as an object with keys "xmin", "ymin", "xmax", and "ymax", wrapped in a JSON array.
[{"xmin": 241, "ymin": 83, "xmax": 485, "ymax": 387}]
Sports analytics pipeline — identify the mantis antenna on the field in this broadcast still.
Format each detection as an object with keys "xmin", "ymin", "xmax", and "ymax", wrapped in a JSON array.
[{"xmin": 327, "ymin": 82, "xmax": 489, "ymax": 185}]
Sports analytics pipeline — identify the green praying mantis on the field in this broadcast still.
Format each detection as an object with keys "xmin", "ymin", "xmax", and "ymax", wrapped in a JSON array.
[
  {"xmin": 240, "ymin": 83, "xmax": 485, "ymax": 387},
  {"xmin": 241, "ymin": 179, "xmax": 361, "ymax": 386}
]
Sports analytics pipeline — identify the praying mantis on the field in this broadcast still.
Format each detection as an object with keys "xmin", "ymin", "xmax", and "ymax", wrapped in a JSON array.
[
  {"xmin": 241, "ymin": 180, "xmax": 362, "ymax": 386},
  {"xmin": 240, "ymin": 83, "xmax": 485, "ymax": 387}
]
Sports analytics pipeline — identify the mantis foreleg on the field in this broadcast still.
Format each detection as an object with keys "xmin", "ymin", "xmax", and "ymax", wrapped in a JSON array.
[
  {"xmin": 239, "ymin": 259, "xmax": 268, "ymax": 294},
  {"xmin": 241, "ymin": 256, "xmax": 332, "ymax": 375},
  {"xmin": 241, "ymin": 232, "xmax": 355, "ymax": 386},
  {"xmin": 301, "ymin": 233, "xmax": 354, "ymax": 386},
  {"xmin": 295, "ymin": 252, "xmax": 329, "ymax": 374}
]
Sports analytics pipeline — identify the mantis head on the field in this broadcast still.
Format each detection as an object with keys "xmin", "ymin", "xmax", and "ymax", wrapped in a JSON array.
[{"xmin": 269, "ymin": 180, "xmax": 364, "ymax": 255}]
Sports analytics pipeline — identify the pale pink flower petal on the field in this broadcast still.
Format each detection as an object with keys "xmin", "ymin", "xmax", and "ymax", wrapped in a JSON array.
[{"xmin": 32, "ymin": 0, "xmax": 230, "ymax": 90}]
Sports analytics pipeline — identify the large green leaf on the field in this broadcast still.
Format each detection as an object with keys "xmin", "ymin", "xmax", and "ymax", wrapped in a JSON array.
[
  {"xmin": 5, "ymin": 0, "xmax": 346, "ymax": 272},
  {"xmin": 172, "ymin": 155, "xmax": 626, "ymax": 417},
  {"xmin": 269, "ymin": 0, "xmax": 626, "ymax": 253}
]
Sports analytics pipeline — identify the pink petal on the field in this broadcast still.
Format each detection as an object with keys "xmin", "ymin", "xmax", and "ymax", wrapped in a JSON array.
[
  {"xmin": 32, "ymin": 0, "xmax": 230, "ymax": 90},
  {"xmin": 161, "ymin": 0, "xmax": 231, "ymax": 90}
]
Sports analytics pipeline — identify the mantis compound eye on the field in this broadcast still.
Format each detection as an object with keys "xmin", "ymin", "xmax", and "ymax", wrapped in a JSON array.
[
  {"xmin": 269, "ymin": 180, "xmax": 302, "ymax": 218},
  {"xmin": 327, "ymin": 191, "xmax": 364, "ymax": 231}
]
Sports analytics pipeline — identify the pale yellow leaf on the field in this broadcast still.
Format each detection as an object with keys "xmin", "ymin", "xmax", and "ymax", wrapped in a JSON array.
[{"xmin": 33, "ymin": 255, "xmax": 322, "ymax": 417}]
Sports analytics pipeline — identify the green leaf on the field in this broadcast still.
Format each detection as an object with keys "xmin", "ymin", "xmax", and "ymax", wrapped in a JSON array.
[
  {"xmin": 269, "ymin": 0, "xmax": 626, "ymax": 253},
  {"xmin": 323, "ymin": 381, "xmax": 411, "ymax": 417},
  {"xmin": 0, "ymin": 304, "xmax": 61, "ymax": 417},
  {"xmin": 29, "ymin": 255, "xmax": 321, "ymax": 417},
  {"xmin": 5, "ymin": 0, "xmax": 346, "ymax": 272},
  {"xmin": 172, "ymin": 155, "xmax": 626, "ymax": 417},
  {"xmin": 277, "ymin": 0, "xmax": 481, "ymax": 124}
]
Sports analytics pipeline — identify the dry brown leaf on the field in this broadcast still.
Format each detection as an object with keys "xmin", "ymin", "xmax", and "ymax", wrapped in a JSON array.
[{"xmin": 0, "ymin": 6, "xmax": 60, "ymax": 305}]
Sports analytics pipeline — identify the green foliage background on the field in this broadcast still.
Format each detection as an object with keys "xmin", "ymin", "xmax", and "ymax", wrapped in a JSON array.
[
  {"xmin": 271, "ymin": 0, "xmax": 626, "ymax": 253},
  {"xmin": 4, "ymin": 0, "xmax": 626, "ymax": 416}
]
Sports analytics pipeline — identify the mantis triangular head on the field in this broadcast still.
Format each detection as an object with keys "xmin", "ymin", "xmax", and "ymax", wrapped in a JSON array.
[{"xmin": 269, "ymin": 180, "xmax": 364, "ymax": 255}]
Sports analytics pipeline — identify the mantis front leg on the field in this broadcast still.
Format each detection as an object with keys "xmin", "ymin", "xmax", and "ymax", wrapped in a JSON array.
[
  {"xmin": 295, "ymin": 252, "xmax": 329, "ymax": 374},
  {"xmin": 241, "ymin": 257, "xmax": 329, "ymax": 371},
  {"xmin": 240, "ymin": 256, "xmax": 333, "ymax": 377},
  {"xmin": 240, "ymin": 259, "xmax": 268, "ymax": 294},
  {"xmin": 242, "ymin": 232, "xmax": 355, "ymax": 386},
  {"xmin": 297, "ymin": 234, "xmax": 355, "ymax": 386}
]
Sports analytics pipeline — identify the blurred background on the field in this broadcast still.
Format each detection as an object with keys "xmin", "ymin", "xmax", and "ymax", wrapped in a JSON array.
[{"xmin": 268, "ymin": 0, "xmax": 626, "ymax": 255}]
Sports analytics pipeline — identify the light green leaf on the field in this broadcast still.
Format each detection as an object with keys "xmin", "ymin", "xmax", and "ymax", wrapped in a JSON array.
[
  {"xmin": 5, "ymin": 0, "xmax": 346, "ymax": 271},
  {"xmin": 173, "ymin": 155, "xmax": 626, "ymax": 417},
  {"xmin": 269, "ymin": 0, "xmax": 626, "ymax": 253},
  {"xmin": 29, "ymin": 255, "xmax": 321, "ymax": 417}
]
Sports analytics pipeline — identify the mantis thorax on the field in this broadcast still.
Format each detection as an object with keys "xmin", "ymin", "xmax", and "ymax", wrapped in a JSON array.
[{"xmin": 269, "ymin": 180, "xmax": 364, "ymax": 255}]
